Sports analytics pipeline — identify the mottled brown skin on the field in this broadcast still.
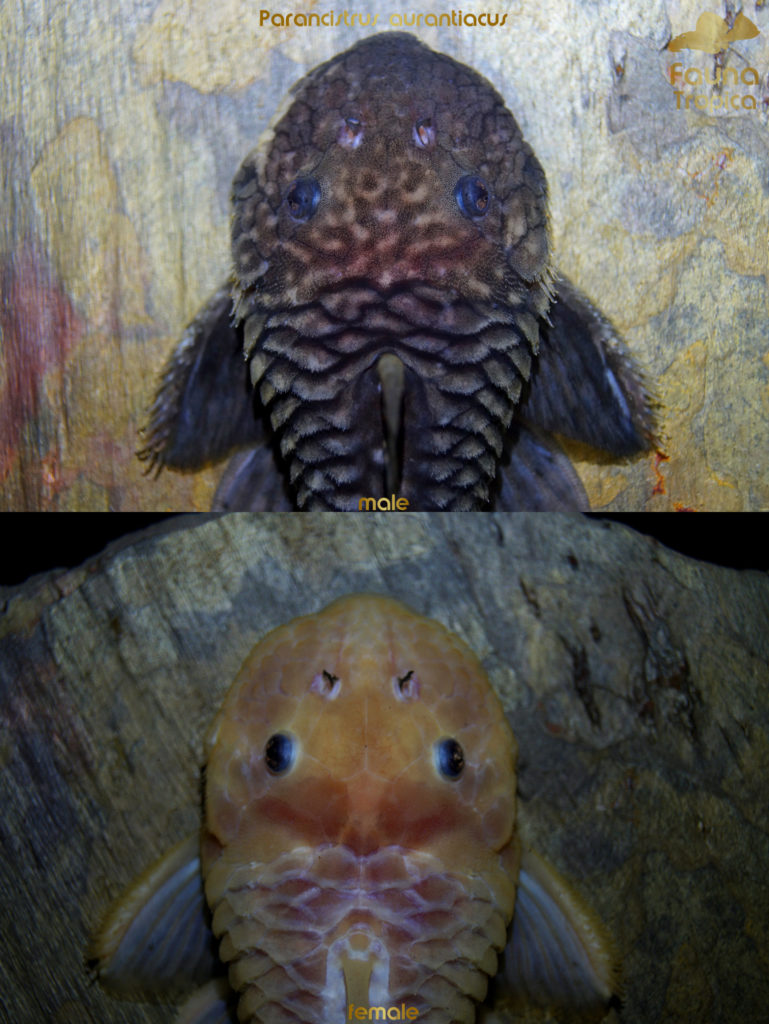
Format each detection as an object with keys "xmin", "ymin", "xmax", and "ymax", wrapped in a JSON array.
[
  {"xmin": 232, "ymin": 33, "xmax": 550, "ymax": 509},
  {"xmin": 139, "ymin": 33, "xmax": 653, "ymax": 510}
]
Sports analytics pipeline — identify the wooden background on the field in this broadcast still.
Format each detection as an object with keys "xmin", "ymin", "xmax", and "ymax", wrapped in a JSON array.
[
  {"xmin": 1, "ymin": 513, "xmax": 768, "ymax": 1022},
  {"xmin": 2, "ymin": 0, "xmax": 768, "ymax": 509}
]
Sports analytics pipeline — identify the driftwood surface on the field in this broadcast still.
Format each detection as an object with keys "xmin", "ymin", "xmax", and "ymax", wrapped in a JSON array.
[
  {"xmin": 2, "ymin": 0, "xmax": 769, "ymax": 510},
  {"xmin": 1, "ymin": 512, "xmax": 768, "ymax": 1024}
]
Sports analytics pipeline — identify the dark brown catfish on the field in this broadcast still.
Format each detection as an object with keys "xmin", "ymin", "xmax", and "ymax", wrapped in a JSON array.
[{"xmin": 138, "ymin": 33, "xmax": 653, "ymax": 510}]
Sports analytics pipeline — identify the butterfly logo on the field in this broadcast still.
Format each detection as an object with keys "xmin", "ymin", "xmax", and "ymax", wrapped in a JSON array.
[{"xmin": 668, "ymin": 11, "xmax": 760, "ymax": 54}]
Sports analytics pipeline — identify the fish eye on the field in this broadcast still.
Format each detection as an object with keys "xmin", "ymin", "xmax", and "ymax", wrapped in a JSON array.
[
  {"xmin": 435, "ymin": 737, "xmax": 465, "ymax": 780},
  {"xmin": 285, "ymin": 178, "xmax": 321, "ymax": 221},
  {"xmin": 264, "ymin": 732, "xmax": 296, "ymax": 774},
  {"xmin": 454, "ymin": 175, "xmax": 490, "ymax": 218}
]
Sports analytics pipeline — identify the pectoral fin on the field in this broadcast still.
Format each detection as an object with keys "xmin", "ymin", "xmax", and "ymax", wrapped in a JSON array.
[
  {"xmin": 522, "ymin": 276, "xmax": 654, "ymax": 456},
  {"xmin": 211, "ymin": 446, "xmax": 293, "ymax": 511},
  {"xmin": 176, "ymin": 978, "xmax": 238, "ymax": 1024},
  {"xmin": 496, "ymin": 422, "xmax": 589, "ymax": 511},
  {"xmin": 137, "ymin": 282, "xmax": 264, "ymax": 473},
  {"xmin": 89, "ymin": 833, "xmax": 218, "ymax": 998},
  {"xmin": 502, "ymin": 845, "xmax": 619, "ymax": 1011}
]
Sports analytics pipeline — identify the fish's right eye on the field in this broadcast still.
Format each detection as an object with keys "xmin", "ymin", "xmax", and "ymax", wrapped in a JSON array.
[
  {"xmin": 285, "ymin": 178, "xmax": 321, "ymax": 221},
  {"xmin": 264, "ymin": 732, "xmax": 296, "ymax": 774}
]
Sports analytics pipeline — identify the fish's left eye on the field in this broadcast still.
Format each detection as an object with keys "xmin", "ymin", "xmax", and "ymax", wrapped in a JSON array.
[
  {"xmin": 454, "ymin": 175, "xmax": 490, "ymax": 218},
  {"xmin": 264, "ymin": 732, "xmax": 295, "ymax": 774},
  {"xmin": 435, "ymin": 738, "xmax": 464, "ymax": 780},
  {"xmin": 285, "ymin": 178, "xmax": 321, "ymax": 221}
]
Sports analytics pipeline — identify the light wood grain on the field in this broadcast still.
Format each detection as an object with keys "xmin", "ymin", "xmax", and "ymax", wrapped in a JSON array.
[{"xmin": 2, "ymin": 1, "xmax": 768, "ymax": 508}]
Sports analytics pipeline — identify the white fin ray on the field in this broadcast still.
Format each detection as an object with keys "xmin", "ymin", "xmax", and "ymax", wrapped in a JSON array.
[
  {"xmin": 91, "ymin": 833, "xmax": 217, "ymax": 997},
  {"xmin": 503, "ymin": 845, "xmax": 619, "ymax": 1009}
]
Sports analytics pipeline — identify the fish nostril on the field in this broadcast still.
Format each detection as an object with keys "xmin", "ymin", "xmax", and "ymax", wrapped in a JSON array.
[
  {"xmin": 264, "ymin": 732, "xmax": 296, "ymax": 774},
  {"xmin": 311, "ymin": 669, "xmax": 342, "ymax": 700},
  {"xmin": 339, "ymin": 116, "xmax": 365, "ymax": 149},
  {"xmin": 435, "ymin": 737, "xmax": 465, "ymax": 780},
  {"xmin": 392, "ymin": 669, "xmax": 420, "ymax": 701},
  {"xmin": 454, "ymin": 174, "xmax": 491, "ymax": 218},
  {"xmin": 413, "ymin": 117, "xmax": 435, "ymax": 148}
]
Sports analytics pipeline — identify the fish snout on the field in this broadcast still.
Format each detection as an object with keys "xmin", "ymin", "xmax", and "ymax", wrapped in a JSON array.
[{"xmin": 338, "ymin": 773, "xmax": 399, "ymax": 856}]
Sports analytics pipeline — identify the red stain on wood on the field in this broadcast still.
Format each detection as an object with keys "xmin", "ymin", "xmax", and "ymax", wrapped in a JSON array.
[
  {"xmin": 0, "ymin": 247, "xmax": 84, "ymax": 482},
  {"xmin": 652, "ymin": 449, "xmax": 670, "ymax": 496}
]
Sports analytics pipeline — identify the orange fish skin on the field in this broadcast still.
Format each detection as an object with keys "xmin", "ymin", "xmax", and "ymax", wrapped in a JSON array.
[{"xmin": 202, "ymin": 594, "xmax": 520, "ymax": 1024}]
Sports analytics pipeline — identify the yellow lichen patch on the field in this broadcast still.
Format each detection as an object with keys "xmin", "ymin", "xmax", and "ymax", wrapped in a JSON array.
[
  {"xmin": 656, "ymin": 339, "xmax": 707, "ymax": 510},
  {"xmin": 656, "ymin": 339, "xmax": 743, "ymax": 511},
  {"xmin": 696, "ymin": 151, "xmax": 769, "ymax": 282},
  {"xmin": 60, "ymin": 329, "xmax": 139, "ymax": 489},
  {"xmin": 132, "ymin": 0, "xmax": 317, "ymax": 92},
  {"xmin": 571, "ymin": 457, "xmax": 631, "ymax": 510},
  {"xmin": 57, "ymin": 475, "xmax": 113, "ymax": 511},
  {"xmin": 554, "ymin": 432, "xmax": 655, "ymax": 512},
  {"xmin": 38, "ymin": 323, "xmax": 222, "ymax": 510},
  {"xmin": 663, "ymin": 943, "xmax": 713, "ymax": 1022},
  {"xmin": 663, "ymin": 338, "xmax": 709, "ymax": 422},
  {"xmin": 29, "ymin": 118, "xmax": 148, "ymax": 331},
  {"xmin": 593, "ymin": 228, "xmax": 699, "ymax": 330}
]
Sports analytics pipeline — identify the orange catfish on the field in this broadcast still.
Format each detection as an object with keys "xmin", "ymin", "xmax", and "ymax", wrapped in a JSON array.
[{"xmin": 91, "ymin": 595, "xmax": 617, "ymax": 1023}]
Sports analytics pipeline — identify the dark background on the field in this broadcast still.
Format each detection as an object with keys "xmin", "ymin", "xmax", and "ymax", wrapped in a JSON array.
[{"xmin": 0, "ymin": 513, "xmax": 765, "ymax": 587}]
